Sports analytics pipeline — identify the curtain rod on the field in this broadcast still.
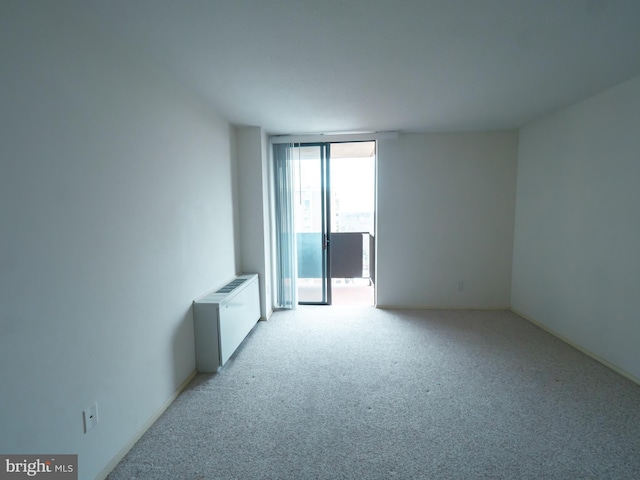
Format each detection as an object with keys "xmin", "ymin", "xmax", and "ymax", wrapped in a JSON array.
[{"xmin": 269, "ymin": 131, "xmax": 398, "ymax": 144}]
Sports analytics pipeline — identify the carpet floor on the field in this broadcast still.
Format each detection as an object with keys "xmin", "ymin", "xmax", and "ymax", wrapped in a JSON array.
[{"xmin": 108, "ymin": 307, "xmax": 640, "ymax": 479}]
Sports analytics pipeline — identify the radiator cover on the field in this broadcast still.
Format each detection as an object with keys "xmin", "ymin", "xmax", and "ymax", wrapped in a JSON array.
[{"xmin": 193, "ymin": 273, "xmax": 260, "ymax": 372}]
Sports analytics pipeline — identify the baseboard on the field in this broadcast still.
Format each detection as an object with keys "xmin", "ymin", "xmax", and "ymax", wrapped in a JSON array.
[
  {"xmin": 376, "ymin": 304, "xmax": 511, "ymax": 311},
  {"xmin": 96, "ymin": 369, "xmax": 198, "ymax": 480},
  {"xmin": 511, "ymin": 308, "xmax": 640, "ymax": 387}
]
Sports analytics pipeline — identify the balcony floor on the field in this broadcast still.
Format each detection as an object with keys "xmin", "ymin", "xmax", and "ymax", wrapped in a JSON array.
[{"xmin": 298, "ymin": 278, "xmax": 374, "ymax": 306}]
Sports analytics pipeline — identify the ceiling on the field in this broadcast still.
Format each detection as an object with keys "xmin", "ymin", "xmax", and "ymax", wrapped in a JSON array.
[{"xmin": 82, "ymin": 0, "xmax": 640, "ymax": 135}]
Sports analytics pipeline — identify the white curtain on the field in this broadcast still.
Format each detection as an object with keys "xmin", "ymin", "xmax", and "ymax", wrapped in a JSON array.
[{"xmin": 273, "ymin": 143, "xmax": 297, "ymax": 308}]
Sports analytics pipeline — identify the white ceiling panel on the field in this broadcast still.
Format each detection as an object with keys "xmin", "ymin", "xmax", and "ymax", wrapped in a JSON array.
[{"xmin": 81, "ymin": 0, "xmax": 640, "ymax": 134}]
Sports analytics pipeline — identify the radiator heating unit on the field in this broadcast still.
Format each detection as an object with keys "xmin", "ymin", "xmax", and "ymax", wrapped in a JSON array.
[{"xmin": 193, "ymin": 273, "xmax": 260, "ymax": 372}]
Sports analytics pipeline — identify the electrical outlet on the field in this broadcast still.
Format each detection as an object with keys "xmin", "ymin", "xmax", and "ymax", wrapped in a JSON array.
[
  {"xmin": 83, "ymin": 402, "xmax": 98, "ymax": 433},
  {"xmin": 456, "ymin": 281, "xmax": 464, "ymax": 292}
]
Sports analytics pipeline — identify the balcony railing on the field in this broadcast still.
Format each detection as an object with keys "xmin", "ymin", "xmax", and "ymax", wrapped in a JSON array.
[{"xmin": 297, "ymin": 232, "xmax": 375, "ymax": 283}]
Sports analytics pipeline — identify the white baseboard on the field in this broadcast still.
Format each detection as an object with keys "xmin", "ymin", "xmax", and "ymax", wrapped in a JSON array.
[
  {"xmin": 511, "ymin": 308, "xmax": 640, "ymax": 387},
  {"xmin": 96, "ymin": 369, "xmax": 198, "ymax": 480},
  {"xmin": 376, "ymin": 304, "xmax": 511, "ymax": 311}
]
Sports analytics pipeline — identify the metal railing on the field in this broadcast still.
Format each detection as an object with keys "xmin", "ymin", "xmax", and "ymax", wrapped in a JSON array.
[{"xmin": 297, "ymin": 232, "xmax": 374, "ymax": 283}]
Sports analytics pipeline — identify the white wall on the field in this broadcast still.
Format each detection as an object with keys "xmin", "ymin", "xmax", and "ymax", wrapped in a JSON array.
[
  {"xmin": 0, "ymin": 3, "xmax": 237, "ymax": 479},
  {"xmin": 377, "ymin": 132, "xmax": 518, "ymax": 308},
  {"xmin": 235, "ymin": 126, "xmax": 273, "ymax": 319},
  {"xmin": 512, "ymin": 75, "xmax": 640, "ymax": 381}
]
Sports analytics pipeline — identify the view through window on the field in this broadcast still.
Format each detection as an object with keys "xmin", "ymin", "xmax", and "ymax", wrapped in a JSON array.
[{"xmin": 294, "ymin": 141, "xmax": 375, "ymax": 305}]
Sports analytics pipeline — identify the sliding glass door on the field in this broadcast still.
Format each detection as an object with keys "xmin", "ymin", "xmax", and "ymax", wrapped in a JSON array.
[
  {"xmin": 273, "ymin": 140, "xmax": 376, "ymax": 307},
  {"xmin": 292, "ymin": 143, "xmax": 331, "ymax": 304}
]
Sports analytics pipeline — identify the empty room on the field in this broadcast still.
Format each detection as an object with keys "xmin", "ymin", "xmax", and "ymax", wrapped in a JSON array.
[{"xmin": 1, "ymin": 1, "xmax": 639, "ymax": 479}]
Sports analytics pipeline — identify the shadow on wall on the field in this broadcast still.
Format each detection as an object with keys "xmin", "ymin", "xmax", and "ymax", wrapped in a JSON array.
[{"xmin": 171, "ymin": 306, "xmax": 197, "ymax": 389}]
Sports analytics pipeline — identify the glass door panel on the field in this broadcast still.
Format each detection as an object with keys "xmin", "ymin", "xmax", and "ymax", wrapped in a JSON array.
[
  {"xmin": 293, "ymin": 144, "xmax": 331, "ymax": 304},
  {"xmin": 328, "ymin": 141, "xmax": 376, "ymax": 305}
]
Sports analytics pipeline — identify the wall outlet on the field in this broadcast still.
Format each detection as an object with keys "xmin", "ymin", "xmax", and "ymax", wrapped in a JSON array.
[
  {"xmin": 83, "ymin": 402, "xmax": 99, "ymax": 433},
  {"xmin": 456, "ymin": 281, "xmax": 464, "ymax": 292}
]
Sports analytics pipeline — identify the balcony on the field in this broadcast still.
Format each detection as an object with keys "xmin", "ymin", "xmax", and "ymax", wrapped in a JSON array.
[{"xmin": 297, "ymin": 232, "xmax": 375, "ymax": 305}]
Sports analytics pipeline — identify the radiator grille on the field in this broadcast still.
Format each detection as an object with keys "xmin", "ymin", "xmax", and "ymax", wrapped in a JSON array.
[{"xmin": 215, "ymin": 278, "xmax": 247, "ymax": 294}]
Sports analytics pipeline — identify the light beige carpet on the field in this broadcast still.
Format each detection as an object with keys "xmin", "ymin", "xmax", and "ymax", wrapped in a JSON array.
[{"xmin": 109, "ymin": 307, "xmax": 640, "ymax": 479}]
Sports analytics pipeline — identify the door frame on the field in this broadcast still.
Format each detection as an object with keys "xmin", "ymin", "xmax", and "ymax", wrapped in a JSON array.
[{"xmin": 296, "ymin": 142, "xmax": 332, "ymax": 305}]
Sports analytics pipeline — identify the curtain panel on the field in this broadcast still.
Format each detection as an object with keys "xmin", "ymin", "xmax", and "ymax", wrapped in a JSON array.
[{"xmin": 272, "ymin": 143, "xmax": 297, "ymax": 308}]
